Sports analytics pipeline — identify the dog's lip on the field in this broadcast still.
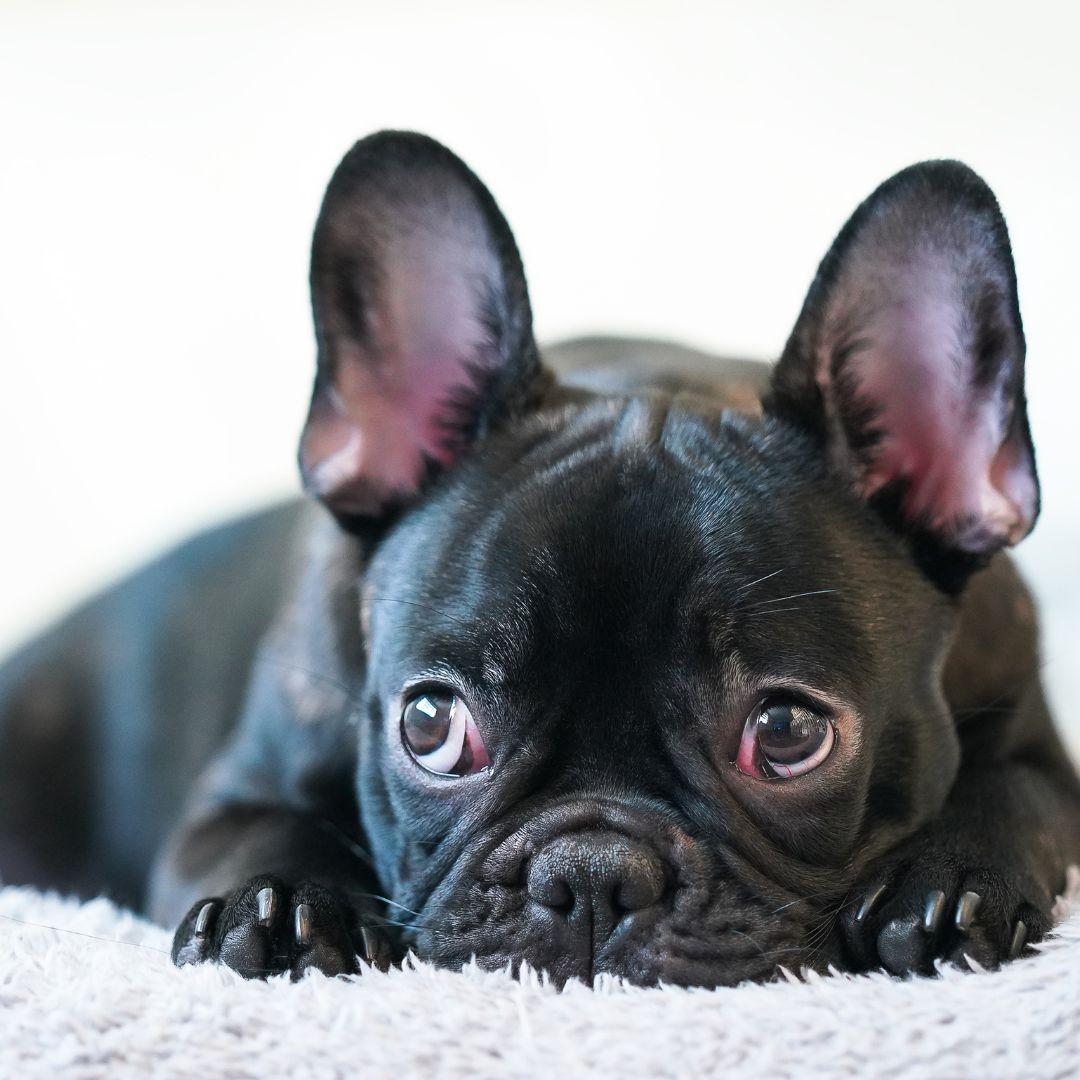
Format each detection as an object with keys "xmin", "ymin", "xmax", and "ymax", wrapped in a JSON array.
[{"xmin": 512, "ymin": 900, "xmax": 666, "ymax": 987}]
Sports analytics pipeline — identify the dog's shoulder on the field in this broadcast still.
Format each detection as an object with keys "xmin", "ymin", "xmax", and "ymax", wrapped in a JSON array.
[{"xmin": 943, "ymin": 554, "xmax": 1041, "ymax": 723}]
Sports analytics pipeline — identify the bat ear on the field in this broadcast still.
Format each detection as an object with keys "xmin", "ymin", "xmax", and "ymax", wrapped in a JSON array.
[
  {"xmin": 299, "ymin": 131, "xmax": 544, "ymax": 525},
  {"xmin": 766, "ymin": 161, "xmax": 1038, "ymax": 576}
]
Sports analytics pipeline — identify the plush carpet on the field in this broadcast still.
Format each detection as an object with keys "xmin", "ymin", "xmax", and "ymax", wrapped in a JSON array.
[{"xmin": 2, "ymin": 875, "xmax": 1078, "ymax": 1080}]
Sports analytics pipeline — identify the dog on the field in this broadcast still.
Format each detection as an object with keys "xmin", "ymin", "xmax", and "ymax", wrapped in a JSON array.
[{"xmin": 2, "ymin": 131, "xmax": 1078, "ymax": 988}]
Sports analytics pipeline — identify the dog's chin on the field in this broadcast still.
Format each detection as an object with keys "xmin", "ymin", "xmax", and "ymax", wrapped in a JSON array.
[
  {"xmin": 410, "ymin": 924, "xmax": 832, "ymax": 989},
  {"xmin": 406, "ymin": 879, "xmax": 843, "ymax": 989}
]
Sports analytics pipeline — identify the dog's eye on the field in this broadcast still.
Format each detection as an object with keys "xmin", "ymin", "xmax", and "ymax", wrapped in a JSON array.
[
  {"xmin": 401, "ymin": 690, "xmax": 490, "ymax": 777},
  {"xmin": 734, "ymin": 699, "xmax": 835, "ymax": 780}
]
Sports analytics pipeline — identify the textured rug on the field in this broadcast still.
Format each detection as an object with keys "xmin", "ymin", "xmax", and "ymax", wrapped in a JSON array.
[{"xmin": 2, "ymin": 876, "xmax": 1078, "ymax": 1080}]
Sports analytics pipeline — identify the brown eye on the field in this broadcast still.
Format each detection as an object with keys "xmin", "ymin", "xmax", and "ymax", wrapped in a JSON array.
[
  {"xmin": 735, "ymin": 699, "xmax": 835, "ymax": 780},
  {"xmin": 401, "ymin": 690, "xmax": 490, "ymax": 776}
]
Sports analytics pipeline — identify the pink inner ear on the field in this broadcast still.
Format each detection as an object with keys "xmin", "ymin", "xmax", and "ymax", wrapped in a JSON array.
[
  {"xmin": 825, "ymin": 283, "xmax": 1036, "ymax": 554},
  {"xmin": 301, "ymin": 225, "xmax": 503, "ymax": 514}
]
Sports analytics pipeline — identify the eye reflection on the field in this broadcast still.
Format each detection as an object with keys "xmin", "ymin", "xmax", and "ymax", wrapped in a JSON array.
[
  {"xmin": 401, "ymin": 689, "xmax": 490, "ymax": 776},
  {"xmin": 735, "ymin": 698, "xmax": 835, "ymax": 780}
]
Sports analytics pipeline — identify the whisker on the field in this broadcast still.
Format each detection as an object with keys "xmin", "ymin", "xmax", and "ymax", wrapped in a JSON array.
[
  {"xmin": 369, "ymin": 597, "xmax": 469, "ymax": 628},
  {"xmin": 317, "ymin": 819, "xmax": 375, "ymax": 869},
  {"xmin": 747, "ymin": 589, "xmax": 839, "ymax": 609},
  {"xmin": 743, "ymin": 606, "xmax": 809, "ymax": 617},
  {"xmin": 0, "ymin": 912, "xmax": 171, "ymax": 956},
  {"xmin": 801, "ymin": 899, "xmax": 846, "ymax": 966},
  {"xmin": 260, "ymin": 656, "xmax": 361, "ymax": 702},
  {"xmin": 949, "ymin": 650, "xmax": 1062, "ymax": 725},
  {"xmin": 725, "ymin": 926, "xmax": 768, "ymax": 957},
  {"xmin": 353, "ymin": 893, "xmax": 424, "ymax": 919},
  {"xmin": 365, "ymin": 916, "xmax": 456, "ymax": 940},
  {"xmin": 764, "ymin": 888, "xmax": 841, "ymax": 917},
  {"xmin": 731, "ymin": 568, "xmax": 786, "ymax": 595}
]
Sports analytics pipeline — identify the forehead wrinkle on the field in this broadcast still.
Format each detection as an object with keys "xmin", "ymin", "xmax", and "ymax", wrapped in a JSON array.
[
  {"xmin": 481, "ymin": 536, "xmax": 578, "ymax": 683},
  {"xmin": 476, "ymin": 397, "xmax": 625, "ymax": 502},
  {"xmin": 720, "ymin": 648, "xmax": 758, "ymax": 701},
  {"xmin": 479, "ymin": 581, "xmax": 538, "ymax": 685},
  {"xmin": 700, "ymin": 596, "xmax": 739, "ymax": 661},
  {"xmin": 439, "ymin": 497, "xmax": 558, "ymax": 686}
]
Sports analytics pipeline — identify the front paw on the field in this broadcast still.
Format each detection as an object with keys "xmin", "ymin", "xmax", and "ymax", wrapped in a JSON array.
[
  {"xmin": 171, "ymin": 874, "xmax": 394, "ymax": 979},
  {"xmin": 841, "ymin": 846, "xmax": 1058, "ymax": 976}
]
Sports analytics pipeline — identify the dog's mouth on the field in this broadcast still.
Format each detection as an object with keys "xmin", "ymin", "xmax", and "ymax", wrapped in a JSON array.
[{"xmin": 394, "ymin": 801, "xmax": 844, "ymax": 988}]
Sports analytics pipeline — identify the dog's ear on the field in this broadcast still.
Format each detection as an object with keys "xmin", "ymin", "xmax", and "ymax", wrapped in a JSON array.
[
  {"xmin": 300, "ymin": 131, "xmax": 543, "ymax": 523},
  {"xmin": 766, "ymin": 162, "xmax": 1038, "ymax": 571}
]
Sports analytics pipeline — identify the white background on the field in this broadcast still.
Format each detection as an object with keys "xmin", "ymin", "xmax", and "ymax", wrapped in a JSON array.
[{"xmin": 1, "ymin": 1, "xmax": 1077, "ymax": 749}]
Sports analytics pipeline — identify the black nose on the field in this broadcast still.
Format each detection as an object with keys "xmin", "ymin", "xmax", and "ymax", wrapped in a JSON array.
[{"xmin": 526, "ymin": 830, "xmax": 665, "ymax": 940}]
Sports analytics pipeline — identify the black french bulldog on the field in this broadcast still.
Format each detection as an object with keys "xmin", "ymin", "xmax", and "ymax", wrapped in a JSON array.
[{"xmin": 2, "ymin": 131, "xmax": 1079, "ymax": 988}]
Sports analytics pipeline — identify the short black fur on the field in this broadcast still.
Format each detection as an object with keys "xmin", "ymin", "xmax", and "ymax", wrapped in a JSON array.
[{"xmin": 2, "ymin": 135, "xmax": 1077, "ymax": 988}]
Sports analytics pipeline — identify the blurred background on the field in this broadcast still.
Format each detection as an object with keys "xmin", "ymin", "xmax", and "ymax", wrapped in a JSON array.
[{"xmin": 1, "ymin": 0, "xmax": 1077, "ymax": 750}]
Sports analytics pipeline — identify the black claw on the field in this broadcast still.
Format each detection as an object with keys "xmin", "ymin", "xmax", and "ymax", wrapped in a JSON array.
[
  {"xmin": 194, "ymin": 901, "xmax": 216, "ymax": 939},
  {"xmin": 1008, "ymin": 920, "xmax": 1027, "ymax": 959},
  {"xmin": 359, "ymin": 926, "xmax": 392, "ymax": 972},
  {"xmin": 294, "ymin": 903, "xmax": 314, "ymax": 946},
  {"xmin": 954, "ymin": 891, "xmax": 981, "ymax": 933},
  {"xmin": 922, "ymin": 889, "xmax": 946, "ymax": 935},
  {"xmin": 256, "ymin": 886, "xmax": 277, "ymax": 927},
  {"xmin": 359, "ymin": 927, "xmax": 377, "ymax": 961},
  {"xmin": 856, "ymin": 882, "xmax": 888, "ymax": 925}
]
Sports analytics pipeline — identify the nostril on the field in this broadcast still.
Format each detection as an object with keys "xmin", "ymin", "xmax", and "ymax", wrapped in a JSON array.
[
  {"xmin": 527, "ymin": 869, "xmax": 574, "ymax": 914},
  {"xmin": 525, "ymin": 830, "xmax": 666, "ymax": 932},
  {"xmin": 613, "ymin": 856, "xmax": 665, "ymax": 913}
]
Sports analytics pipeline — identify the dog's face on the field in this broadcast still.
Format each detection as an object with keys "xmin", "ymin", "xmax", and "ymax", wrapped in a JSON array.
[{"xmin": 299, "ymin": 133, "xmax": 1038, "ymax": 986}]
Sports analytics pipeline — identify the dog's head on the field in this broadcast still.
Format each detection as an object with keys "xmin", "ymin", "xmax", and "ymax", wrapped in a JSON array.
[{"xmin": 299, "ymin": 132, "xmax": 1037, "ymax": 986}]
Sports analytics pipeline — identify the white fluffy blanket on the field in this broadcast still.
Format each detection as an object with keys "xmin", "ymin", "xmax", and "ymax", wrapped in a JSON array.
[{"xmin": 2, "ymin": 879, "xmax": 1079, "ymax": 1079}]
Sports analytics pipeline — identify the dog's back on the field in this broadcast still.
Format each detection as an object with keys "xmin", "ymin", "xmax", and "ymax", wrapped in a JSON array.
[{"xmin": 0, "ymin": 501, "xmax": 306, "ymax": 906}]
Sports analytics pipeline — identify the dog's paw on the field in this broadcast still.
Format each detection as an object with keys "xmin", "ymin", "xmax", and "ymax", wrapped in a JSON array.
[
  {"xmin": 841, "ymin": 849, "xmax": 1057, "ymax": 976},
  {"xmin": 171, "ymin": 874, "xmax": 394, "ymax": 979}
]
